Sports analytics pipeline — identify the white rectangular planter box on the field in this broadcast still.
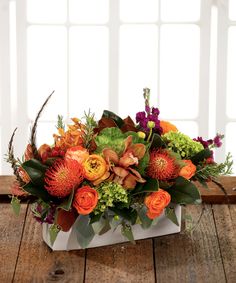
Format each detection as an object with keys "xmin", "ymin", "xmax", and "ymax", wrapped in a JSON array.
[{"xmin": 42, "ymin": 205, "xmax": 181, "ymax": 251}]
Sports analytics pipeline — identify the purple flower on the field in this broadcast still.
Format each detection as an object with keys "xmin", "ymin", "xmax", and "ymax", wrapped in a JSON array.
[
  {"xmin": 152, "ymin": 107, "xmax": 160, "ymax": 115},
  {"xmin": 136, "ymin": 111, "xmax": 146, "ymax": 123},
  {"xmin": 145, "ymin": 105, "xmax": 151, "ymax": 114},
  {"xmin": 213, "ymin": 135, "xmax": 222, "ymax": 148}
]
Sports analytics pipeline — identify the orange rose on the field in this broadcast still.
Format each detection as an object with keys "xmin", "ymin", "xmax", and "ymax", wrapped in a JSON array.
[
  {"xmin": 160, "ymin": 121, "xmax": 178, "ymax": 134},
  {"xmin": 144, "ymin": 189, "xmax": 171, "ymax": 219},
  {"xmin": 73, "ymin": 186, "xmax": 98, "ymax": 215},
  {"xmin": 65, "ymin": 146, "xmax": 89, "ymax": 164},
  {"xmin": 179, "ymin": 160, "xmax": 196, "ymax": 180},
  {"xmin": 83, "ymin": 154, "xmax": 108, "ymax": 181}
]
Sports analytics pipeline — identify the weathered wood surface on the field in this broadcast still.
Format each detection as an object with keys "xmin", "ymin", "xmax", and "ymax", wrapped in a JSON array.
[
  {"xmin": 1, "ymin": 175, "xmax": 236, "ymax": 203},
  {"xmin": 1, "ymin": 203, "xmax": 236, "ymax": 283}
]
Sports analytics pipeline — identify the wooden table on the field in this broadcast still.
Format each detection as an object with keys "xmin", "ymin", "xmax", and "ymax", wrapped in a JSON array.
[{"xmin": 1, "ymin": 176, "xmax": 236, "ymax": 283}]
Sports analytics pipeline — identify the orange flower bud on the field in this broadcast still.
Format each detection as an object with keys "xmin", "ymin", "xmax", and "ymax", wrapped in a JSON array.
[
  {"xmin": 160, "ymin": 121, "xmax": 178, "ymax": 134},
  {"xmin": 179, "ymin": 160, "xmax": 196, "ymax": 180}
]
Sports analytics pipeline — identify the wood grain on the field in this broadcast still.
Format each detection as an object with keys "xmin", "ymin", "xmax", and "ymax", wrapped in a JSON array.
[
  {"xmin": 154, "ymin": 205, "xmax": 226, "ymax": 283},
  {"xmin": 212, "ymin": 205, "xmax": 236, "ymax": 282},
  {"xmin": 0, "ymin": 203, "xmax": 27, "ymax": 283},
  {"xmin": 85, "ymin": 239, "xmax": 155, "ymax": 283},
  {"xmin": 13, "ymin": 208, "xmax": 86, "ymax": 283}
]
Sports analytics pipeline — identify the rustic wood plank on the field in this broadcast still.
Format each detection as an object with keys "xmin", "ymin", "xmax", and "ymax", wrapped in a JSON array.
[
  {"xmin": 85, "ymin": 239, "xmax": 155, "ymax": 283},
  {"xmin": 154, "ymin": 205, "xmax": 226, "ymax": 283},
  {"xmin": 2, "ymin": 176, "xmax": 236, "ymax": 203},
  {"xmin": 212, "ymin": 204, "xmax": 236, "ymax": 282},
  {"xmin": 0, "ymin": 203, "xmax": 27, "ymax": 283},
  {"xmin": 13, "ymin": 207, "xmax": 86, "ymax": 283}
]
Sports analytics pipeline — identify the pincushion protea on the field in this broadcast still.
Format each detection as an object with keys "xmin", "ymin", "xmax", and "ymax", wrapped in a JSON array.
[
  {"xmin": 45, "ymin": 159, "xmax": 84, "ymax": 197},
  {"xmin": 147, "ymin": 150, "xmax": 180, "ymax": 181}
]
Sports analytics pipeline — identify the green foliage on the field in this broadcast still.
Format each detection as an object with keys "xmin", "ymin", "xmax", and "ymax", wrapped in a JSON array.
[
  {"xmin": 121, "ymin": 223, "xmax": 135, "ymax": 244},
  {"xmin": 163, "ymin": 131, "xmax": 204, "ymax": 158},
  {"xmin": 165, "ymin": 207, "xmax": 179, "ymax": 226},
  {"xmin": 102, "ymin": 110, "xmax": 124, "ymax": 128},
  {"xmin": 95, "ymin": 127, "xmax": 125, "ymax": 154},
  {"xmin": 132, "ymin": 178, "xmax": 159, "ymax": 195},
  {"xmin": 94, "ymin": 182, "xmax": 129, "ymax": 214},
  {"xmin": 23, "ymin": 182, "xmax": 52, "ymax": 202},
  {"xmin": 137, "ymin": 205, "xmax": 153, "ymax": 229},
  {"xmin": 49, "ymin": 224, "xmax": 60, "ymax": 245},
  {"xmin": 150, "ymin": 133, "xmax": 166, "ymax": 150},
  {"xmin": 195, "ymin": 152, "xmax": 233, "ymax": 182},
  {"xmin": 57, "ymin": 189, "xmax": 75, "ymax": 211},
  {"xmin": 11, "ymin": 196, "xmax": 21, "ymax": 216},
  {"xmin": 110, "ymin": 206, "xmax": 138, "ymax": 225},
  {"xmin": 191, "ymin": 148, "xmax": 212, "ymax": 165},
  {"xmin": 83, "ymin": 110, "xmax": 97, "ymax": 148},
  {"xmin": 56, "ymin": 115, "xmax": 65, "ymax": 131},
  {"xmin": 75, "ymin": 215, "xmax": 95, "ymax": 249},
  {"xmin": 22, "ymin": 159, "xmax": 48, "ymax": 187},
  {"xmin": 166, "ymin": 176, "xmax": 201, "ymax": 205}
]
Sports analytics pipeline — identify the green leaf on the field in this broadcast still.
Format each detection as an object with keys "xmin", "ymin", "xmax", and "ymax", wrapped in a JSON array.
[
  {"xmin": 109, "ymin": 207, "xmax": 137, "ymax": 225},
  {"xmin": 165, "ymin": 207, "xmax": 179, "ymax": 226},
  {"xmin": 89, "ymin": 212, "xmax": 102, "ymax": 224},
  {"xmin": 11, "ymin": 196, "xmax": 21, "ymax": 216},
  {"xmin": 102, "ymin": 110, "xmax": 124, "ymax": 128},
  {"xmin": 57, "ymin": 189, "xmax": 74, "ymax": 211},
  {"xmin": 132, "ymin": 178, "xmax": 159, "ymax": 195},
  {"xmin": 22, "ymin": 159, "xmax": 48, "ymax": 186},
  {"xmin": 121, "ymin": 223, "xmax": 135, "ymax": 244},
  {"xmin": 191, "ymin": 148, "xmax": 212, "ymax": 165},
  {"xmin": 137, "ymin": 151, "xmax": 150, "ymax": 176},
  {"xmin": 75, "ymin": 215, "xmax": 95, "ymax": 249},
  {"xmin": 137, "ymin": 206, "xmax": 153, "ymax": 229},
  {"xmin": 91, "ymin": 216, "xmax": 107, "ymax": 234},
  {"xmin": 23, "ymin": 182, "xmax": 52, "ymax": 202},
  {"xmin": 49, "ymin": 224, "xmax": 60, "ymax": 245},
  {"xmin": 150, "ymin": 133, "xmax": 166, "ymax": 150},
  {"xmin": 166, "ymin": 176, "xmax": 201, "ymax": 205},
  {"xmin": 98, "ymin": 218, "xmax": 111, "ymax": 236}
]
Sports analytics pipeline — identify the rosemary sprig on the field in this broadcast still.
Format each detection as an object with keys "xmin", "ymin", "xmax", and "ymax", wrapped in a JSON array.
[
  {"xmin": 56, "ymin": 115, "xmax": 65, "ymax": 131},
  {"xmin": 82, "ymin": 110, "xmax": 97, "ymax": 149},
  {"xmin": 30, "ymin": 91, "xmax": 54, "ymax": 159}
]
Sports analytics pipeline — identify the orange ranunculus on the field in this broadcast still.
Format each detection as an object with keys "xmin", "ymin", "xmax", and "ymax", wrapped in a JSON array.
[
  {"xmin": 160, "ymin": 121, "xmax": 178, "ymax": 134},
  {"xmin": 65, "ymin": 146, "xmax": 89, "ymax": 164},
  {"xmin": 73, "ymin": 186, "xmax": 98, "ymax": 215},
  {"xmin": 144, "ymin": 189, "xmax": 171, "ymax": 220},
  {"xmin": 83, "ymin": 154, "xmax": 108, "ymax": 181},
  {"xmin": 179, "ymin": 160, "xmax": 196, "ymax": 180}
]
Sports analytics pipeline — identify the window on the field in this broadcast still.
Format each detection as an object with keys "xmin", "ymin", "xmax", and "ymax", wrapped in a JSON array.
[{"xmin": 0, "ymin": 0, "xmax": 235, "ymax": 174}]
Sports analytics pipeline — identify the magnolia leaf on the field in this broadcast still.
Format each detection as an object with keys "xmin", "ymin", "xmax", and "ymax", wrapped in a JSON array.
[
  {"xmin": 75, "ymin": 215, "xmax": 95, "ymax": 249},
  {"xmin": 191, "ymin": 148, "xmax": 212, "ymax": 165},
  {"xmin": 121, "ymin": 223, "xmax": 135, "ymax": 244},
  {"xmin": 49, "ymin": 224, "xmax": 60, "ymax": 245},
  {"xmin": 23, "ymin": 182, "xmax": 52, "ymax": 202},
  {"xmin": 22, "ymin": 159, "xmax": 48, "ymax": 186},
  {"xmin": 11, "ymin": 196, "xmax": 21, "ymax": 216},
  {"xmin": 165, "ymin": 207, "xmax": 179, "ymax": 226},
  {"xmin": 167, "ymin": 177, "xmax": 201, "ymax": 205},
  {"xmin": 132, "ymin": 178, "xmax": 159, "ymax": 195},
  {"xmin": 150, "ymin": 133, "xmax": 166, "ymax": 150},
  {"xmin": 102, "ymin": 110, "xmax": 124, "ymax": 128},
  {"xmin": 137, "ymin": 206, "xmax": 153, "ymax": 229}
]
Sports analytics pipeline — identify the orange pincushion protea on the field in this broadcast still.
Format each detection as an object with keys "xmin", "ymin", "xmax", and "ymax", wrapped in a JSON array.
[
  {"xmin": 147, "ymin": 150, "xmax": 179, "ymax": 181},
  {"xmin": 45, "ymin": 159, "xmax": 84, "ymax": 197}
]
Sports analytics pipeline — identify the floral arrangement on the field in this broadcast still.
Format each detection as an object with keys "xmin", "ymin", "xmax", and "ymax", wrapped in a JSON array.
[{"xmin": 7, "ymin": 89, "xmax": 232, "ymax": 248}]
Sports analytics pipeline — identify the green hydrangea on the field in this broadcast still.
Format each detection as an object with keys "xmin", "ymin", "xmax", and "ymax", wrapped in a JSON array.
[
  {"xmin": 163, "ymin": 131, "xmax": 204, "ymax": 158},
  {"xmin": 94, "ymin": 182, "xmax": 129, "ymax": 214}
]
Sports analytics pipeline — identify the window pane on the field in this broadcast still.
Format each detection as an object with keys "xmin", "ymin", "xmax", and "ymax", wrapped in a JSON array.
[
  {"xmin": 120, "ymin": 0, "xmax": 158, "ymax": 23},
  {"xmin": 27, "ymin": 0, "xmax": 67, "ymax": 23},
  {"xmin": 229, "ymin": 0, "xmax": 236, "ymax": 20},
  {"xmin": 119, "ymin": 25, "xmax": 158, "ymax": 118},
  {"xmin": 27, "ymin": 26, "xmax": 67, "ymax": 120},
  {"xmin": 226, "ymin": 123, "xmax": 236, "ymax": 175},
  {"xmin": 170, "ymin": 121, "xmax": 198, "ymax": 138},
  {"xmin": 161, "ymin": 0, "xmax": 200, "ymax": 22},
  {"xmin": 160, "ymin": 25, "xmax": 200, "ymax": 119},
  {"xmin": 69, "ymin": 0, "xmax": 109, "ymax": 24},
  {"xmin": 31, "ymin": 122, "xmax": 57, "ymax": 147},
  {"xmin": 227, "ymin": 27, "xmax": 236, "ymax": 118},
  {"xmin": 69, "ymin": 27, "xmax": 108, "ymax": 118}
]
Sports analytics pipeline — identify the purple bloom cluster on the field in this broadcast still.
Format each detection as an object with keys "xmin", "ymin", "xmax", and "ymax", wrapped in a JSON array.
[
  {"xmin": 194, "ymin": 134, "xmax": 223, "ymax": 149},
  {"xmin": 32, "ymin": 202, "xmax": 55, "ymax": 224},
  {"xmin": 136, "ymin": 107, "xmax": 162, "ymax": 135}
]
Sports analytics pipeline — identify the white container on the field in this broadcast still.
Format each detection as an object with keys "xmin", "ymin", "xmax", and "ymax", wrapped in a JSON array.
[{"xmin": 42, "ymin": 205, "xmax": 181, "ymax": 251}]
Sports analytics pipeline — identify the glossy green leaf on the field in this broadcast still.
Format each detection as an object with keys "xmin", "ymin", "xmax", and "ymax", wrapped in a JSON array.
[
  {"xmin": 49, "ymin": 224, "xmax": 60, "ymax": 245},
  {"xmin": 22, "ymin": 159, "xmax": 48, "ymax": 186},
  {"xmin": 11, "ymin": 196, "xmax": 21, "ymax": 216},
  {"xmin": 166, "ymin": 176, "xmax": 201, "ymax": 205},
  {"xmin": 57, "ymin": 189, "xmax": 74, "ymax": 211},
  {"xmin": 137, "ymin": 206, "xmax": 153, "ymax": 229},
  {"xmin": 75, "ymin": 215, "xmax": 95, "ymax": 249},
  {"xmin": 150, "ymin": 133, "xmax": 166, "ymax": 150},
  {"xmin": 121, "ymin": 223, "xmax": 135, "ymax": 244},
  {"xmin": 165, "ymin": 207, "xmax": 179, "ymax": 226},
  {"xmin": 191, "ymin": 148, "xmax": 212, "ymax": 165},
  {"xmin": 132, "ymin": 178, "xmax": 159, "ymax": 195},
  {"xmin": 23, "ymin": 182, "xmax": 52, "ymax": 202},
  {"xmin": 102, "ymin": 110, "xmax": 124, "ymax": 128}
]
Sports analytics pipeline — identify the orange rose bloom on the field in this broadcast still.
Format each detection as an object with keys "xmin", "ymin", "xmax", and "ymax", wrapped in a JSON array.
[
  {"xmin": 65, "ymin": 146, "xmax": 89, "ymax": 164},
  {"xmin": 145, "ymin": 189, "xmax": 171, "ymax": 219},
  {"xmin": 73, "ymin": 186, "xmax": 98, "ymax": 215},
  {"xmin": 179, "ymin": 160, "xmax": 196, "ymax": 180},
  {"xmin": 160, "ymin": 121, "xmax": 178, "ymax": 134}
]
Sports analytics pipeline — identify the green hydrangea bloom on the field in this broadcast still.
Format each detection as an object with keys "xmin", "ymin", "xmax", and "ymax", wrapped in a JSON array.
[
  {"xmin": 94, "ymin": 182, "xmax": 129, "ymax": 214},
  {"xmin": 163, "ymin": 131, "xmax": 204, "ymax": 158}
]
